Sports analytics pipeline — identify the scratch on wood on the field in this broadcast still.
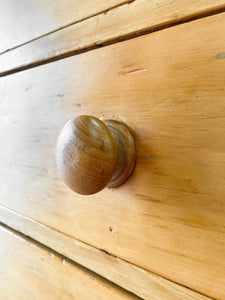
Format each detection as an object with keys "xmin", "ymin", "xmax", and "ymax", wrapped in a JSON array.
[
  {"xmin": 109, "ymin": 226, "xmax": 118, "ymax": 233},
  {"xmin": 216, "ymin": 53, "xmax": 225, "ymax": 59},
  {"xmin": 57, "ymin": 93, "xmax": 64, "ymax": 98},
  {"xmin": 100, "ymin": 249, "xmax": 117, "ymax": 258},
  {"xmin": 109, "ymin": 226, "xmax": 114, "ymax": 233},
  {"xmin": 125, "ymin": 68, "xmax": 147, "ymax": 75},
  {"xmin": 147, "ymin": 155, "xmax": 155, "ymax": 160}
]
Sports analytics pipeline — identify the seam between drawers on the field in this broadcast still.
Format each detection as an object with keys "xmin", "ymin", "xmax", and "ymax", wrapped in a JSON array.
[
  {"xmin": 0, "ymin": 204, "xmax": 214, "ymax": 300},
  {"xmin": 0, "ymin": 7, "xmax": 225, "ymax": 78}
]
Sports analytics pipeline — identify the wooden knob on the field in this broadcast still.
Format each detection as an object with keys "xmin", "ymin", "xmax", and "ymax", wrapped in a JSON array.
[{"xmin": 55, "ymin": 115, "xmax": 136, "ymax": 195}]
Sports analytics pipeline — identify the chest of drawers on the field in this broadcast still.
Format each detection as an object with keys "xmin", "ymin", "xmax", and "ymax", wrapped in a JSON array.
[{"xmin": 0, "ymin": 1, "xmax": 225, "ymax": 299}]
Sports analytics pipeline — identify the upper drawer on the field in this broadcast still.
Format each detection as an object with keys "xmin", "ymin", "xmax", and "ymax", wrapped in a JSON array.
[
  {"xmin": 0, "ymin": 0, "xmax": 129, "ymax": 53},
  {"xmin": 1, "ymin": 0, "xmax": 225, "ymax": 75},
  {"xmin": 0, "ymin": 13, "xmax": 225, "ymax": 299}
]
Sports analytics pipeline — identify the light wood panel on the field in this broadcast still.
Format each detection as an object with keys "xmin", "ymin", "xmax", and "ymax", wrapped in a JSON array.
[
  {"xmin": 0, "ymin": 0, "xmax": 130, "ymax": 54},
  {"xmin": 0, "ymin": 205, "xmax": 211, "ymax": 300},
  {"xmin": 0, "ymin": 13, "xmax": 225, "ymax": 299},
  {"xmin": 1, "ymin": 0, "xmax": 225, "ymax": 75},
  {"xmin": 0, "ymin": 225, "xmax": 139, "ymax": 300}
]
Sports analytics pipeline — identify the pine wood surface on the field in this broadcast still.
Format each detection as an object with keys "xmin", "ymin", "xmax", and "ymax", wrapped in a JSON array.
[
  {"xmin": 0, "ymin": 13, "xmax": 225, "ymax": 299},
  {"xmin": 0, "ymin": 0, "xmax": 129, "ymax": 54},
  {"xmin": 0, "ymin": 205, "xmax": 212, "ymax": 300},
  {"xmin": 0, "ymin": 224, "xmax": 140, "ymax": 300},
  {"xmin": 1, "ymin": 0, "xmax": 225, "ymax": 75}
]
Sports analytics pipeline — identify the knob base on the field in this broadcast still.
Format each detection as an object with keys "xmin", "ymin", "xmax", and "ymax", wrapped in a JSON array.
[{"xmin": 103, "ymin": 120, "xmax": 136, "ymax": 188}]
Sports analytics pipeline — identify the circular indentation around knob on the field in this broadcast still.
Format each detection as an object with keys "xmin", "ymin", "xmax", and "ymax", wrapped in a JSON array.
[{"xmin": 56, "ymin": 115, "xmax": 136, "ymax": 195}]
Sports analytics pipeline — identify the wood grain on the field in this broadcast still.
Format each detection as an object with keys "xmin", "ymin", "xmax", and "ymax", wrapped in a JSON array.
[
  {"xmin": 55, "ymin": 115, "xmax": 136, "ymax": 194},
  {"xmin": 0, "ymin": 0, "xmax": 129, "ymax": 54},
  {"xmin": 104, "ymin": 119, "xmax": 136, "ymax": 188},
  {"xmin": 56, "ymin": 115, "xmax": 117, "ymax": 195},
  {"xmin": 0, "ymin": 206, "xmax": 211, "ymax": 300},
  {"xmin": 0, "ymin": 224, "xmax": 139, "ymax": 300},
  {"xmin": 0, "ymin": 13, "xmax": 225, "ymax": 299},
  {"xmin": 0, "ymin": 0, "xmax": 225, "ymax": 75}
]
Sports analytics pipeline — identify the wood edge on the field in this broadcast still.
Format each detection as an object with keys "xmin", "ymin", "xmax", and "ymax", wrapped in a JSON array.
[
  {"xmin": 104, "ymin": 119, "xmax": 136, "ymax": 188},
  {"xmin": 0, "ymin": 205, "xmax": 213, "ymax": 300},
  {"xmin": 0, "ymin": 2, "xmax": 225, "ymax": 77},
  {"xmin": 0, "ymin": 222, "xmax": 140, "ymax": 300},
  {"xmin": 0, "ymin": 0, "xmax": 133, "ymax": 56}
]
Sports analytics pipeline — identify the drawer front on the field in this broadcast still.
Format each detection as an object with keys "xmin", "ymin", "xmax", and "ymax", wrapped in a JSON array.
[
  {"xmin": 0, "ymin": 206, "xmax": 211, "ymax": 300},
  {"xmin": 0, "ymin": 0, "xmax": 129, "ymax": 53},
  {"xmin": 0, "ymin": 12, "xmax": 225, "ymax": 299},
  {"xmin": 0, "ymin": 225, "xmax": 138, "ymax": 300},
  {"xmin": 1, "ymin": 0, "xmax": 225, "ymax": 76}
]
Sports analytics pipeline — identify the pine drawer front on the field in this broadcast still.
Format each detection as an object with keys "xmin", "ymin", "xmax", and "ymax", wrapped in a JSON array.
[
  {"xmin": 0, "ymin": 225, "xmax": 138, "ymax": 300},
  {"xmin": 0, "ymin": 12, "xmax": 225, "ymax": 300},
  {"xmin": 1, "ymin": 0, "xmax": 225, "ymax": 76},
  {"xmin": 0, "ymin": 0, "xmax": 130, "ymax": 54}
]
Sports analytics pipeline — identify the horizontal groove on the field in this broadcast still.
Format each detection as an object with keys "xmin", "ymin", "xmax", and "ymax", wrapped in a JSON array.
[
  {"xmin": 0, "ymin": 205, "xmax": 214, "ymax": 300},
  {"xmin": 0, "ymin": 0, "xmax": 134, "ymax": 55},
  {"xmin": 0, "ymin": 204, "xmax": 114, "ymax": 259},
  {"xmin": 0, "ymin": 6, "xmax": 225, "ymax": 78},
  {"xmin": 0, "ymin": 222, "xmax": 141, "ymax": 299}
]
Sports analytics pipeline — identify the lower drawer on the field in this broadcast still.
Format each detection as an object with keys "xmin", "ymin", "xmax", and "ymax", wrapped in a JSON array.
[{"xmin": 0, "ymin": 225, "xmax": 138, "ymax": 300}]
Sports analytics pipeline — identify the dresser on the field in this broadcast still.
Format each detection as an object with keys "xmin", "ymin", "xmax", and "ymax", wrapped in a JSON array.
[{"xmin": 0, "ymin": 1, "xmax": 225, "ymax": 299}]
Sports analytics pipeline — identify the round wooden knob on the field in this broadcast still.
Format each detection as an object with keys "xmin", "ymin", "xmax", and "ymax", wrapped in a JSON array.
[{"xmin": 55, "ymin": 115, "xmax": 136, "ymax": 195}]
